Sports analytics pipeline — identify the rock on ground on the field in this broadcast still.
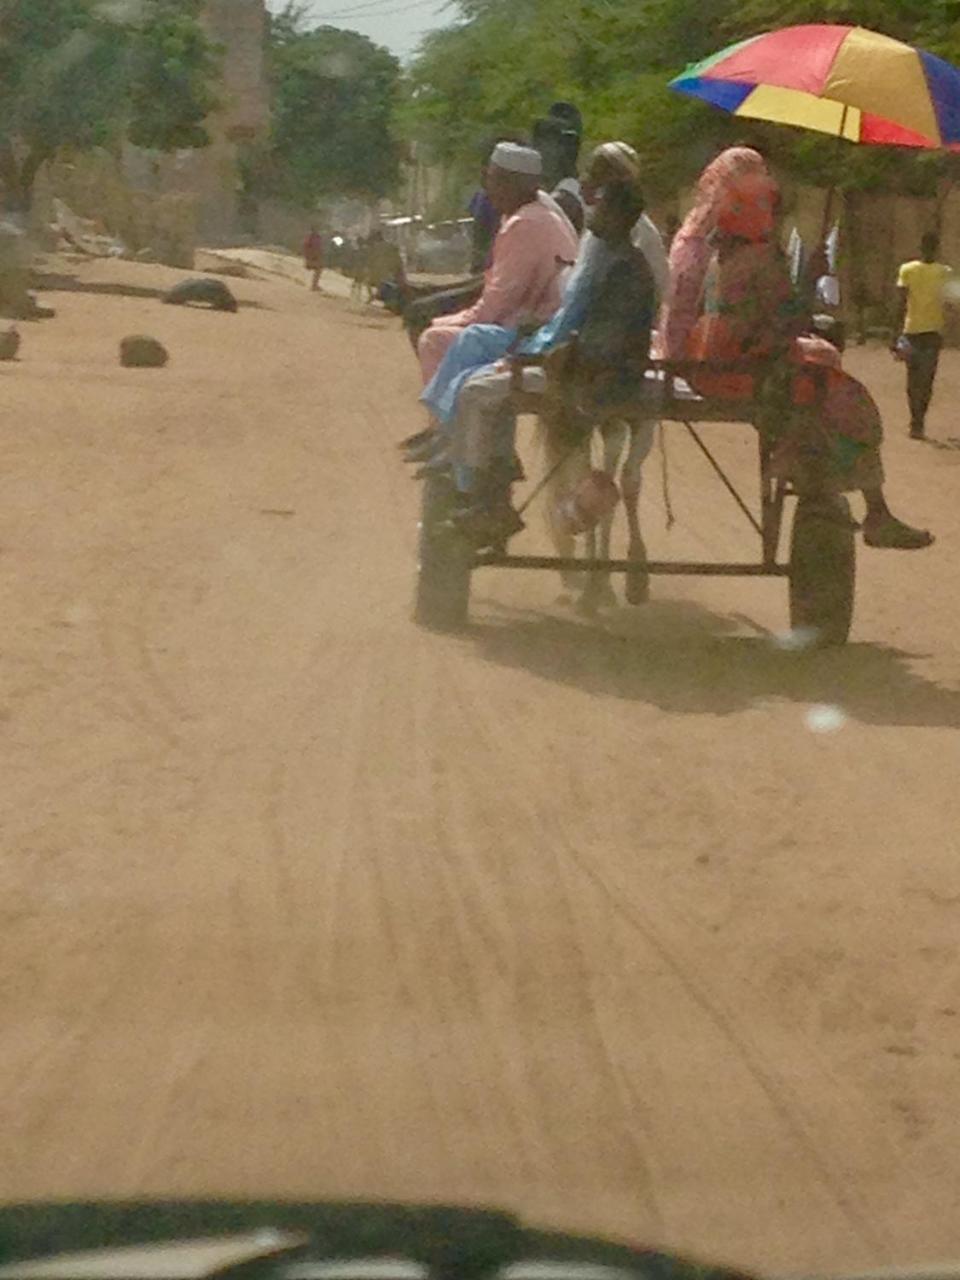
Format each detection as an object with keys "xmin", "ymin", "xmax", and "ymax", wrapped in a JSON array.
[
  {"xmin": 120, "ymin": 334, "xmax": 169, "ymax": 367},
  {"xmin": 162, "ymin": 278, "xmax": 239, "ymax": 312},
  {"xmin": 0, "ymin": 326, "xmax": 20, "ymax": 360}
]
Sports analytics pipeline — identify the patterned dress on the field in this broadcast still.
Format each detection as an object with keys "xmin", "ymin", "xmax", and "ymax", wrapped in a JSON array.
[{"xmin": 689, "ymin": 238, "xmax": 884, "ymax": 493}]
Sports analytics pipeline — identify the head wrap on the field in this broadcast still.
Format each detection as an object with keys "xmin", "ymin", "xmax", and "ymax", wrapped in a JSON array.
[
  {"xmin": 590, "ymin": 140, "xmax": 641, "ymax": 183},
  {"xmin": 680, "ymin": 146, "xmax": 770, "ymax": 241},
  {"xmin": 716, "ymin": 170, "xmax": 778, "ymax": 241},
  {"xmin": 490, "ymin": 142, "xmax": 542, "ymax": 176},
  {"xmin": 660, "ymin": 146, "xmax": 774, "ymax": 361}
]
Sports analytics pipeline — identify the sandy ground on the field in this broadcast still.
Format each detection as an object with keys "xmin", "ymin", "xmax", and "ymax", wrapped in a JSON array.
[{"xmin": 3, "ymin": 256, "xmax": 960, "ymax": 1277}]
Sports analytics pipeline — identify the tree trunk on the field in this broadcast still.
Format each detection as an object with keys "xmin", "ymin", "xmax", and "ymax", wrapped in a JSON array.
[
  {"xmin": 17, "ymin": 147, "xmax": 51, "ymax": 209},
  {"xmin": 0, "ymin": 139, "xmax": 25, "ymax": 212},
  {"xmin": 0, "ymin": 140, "xmax": 50, "ymax": 213}
]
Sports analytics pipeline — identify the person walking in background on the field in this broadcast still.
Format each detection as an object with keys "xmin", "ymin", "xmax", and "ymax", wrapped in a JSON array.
[
  {"xmin": 303, "ymin": 225, "xmax": 325, "ymax": 292},
  {"xmin": 893, "ymin": 232, "xmax": 953, "ymax": 439}
]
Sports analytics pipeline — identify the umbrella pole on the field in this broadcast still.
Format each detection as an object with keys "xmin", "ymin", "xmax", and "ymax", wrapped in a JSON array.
[
  {"xmin": 820, "ymin": 187, "xmax": 836, "ymax": 243},
  {"xmin": 819, "ymin": 104, "xmax": 849, "ymax": 244}
]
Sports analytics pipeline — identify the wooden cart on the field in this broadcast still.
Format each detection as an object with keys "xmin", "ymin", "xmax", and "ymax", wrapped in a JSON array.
[{"xmin": 414, "ymin": 359, "xmax": 856, "ymax": 645}]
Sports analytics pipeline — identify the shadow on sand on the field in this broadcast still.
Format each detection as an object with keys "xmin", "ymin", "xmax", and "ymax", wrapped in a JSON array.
[
  {"xmin": 465, "ymin": 597, "xmax": 960, "ymax": 730},
  {"xmin": 33, "ymin": 272, "xmax": 269, "ymax": 309}
]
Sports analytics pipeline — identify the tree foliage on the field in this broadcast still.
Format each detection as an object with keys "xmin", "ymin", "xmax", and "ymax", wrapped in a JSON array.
[
  {"xmin": 0, "ymin": 0, "xmax": 220, "ymax": 209},
  {"xmin": 404, "ymin": 0, "xmax": 960, "ymax": 206},
  {"xmin": 249, "ymin": 3, "xmax": 403, "ymax": 207}
]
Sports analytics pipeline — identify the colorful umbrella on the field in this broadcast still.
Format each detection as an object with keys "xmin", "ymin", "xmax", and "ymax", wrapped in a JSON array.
[{"xmin": 670, "ymin": 24, "xmax": 960, "ymax": 150}]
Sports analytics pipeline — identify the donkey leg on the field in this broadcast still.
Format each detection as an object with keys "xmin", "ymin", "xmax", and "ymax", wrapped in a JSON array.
[
  {"xmin": 623, "ymin": 419, "xmax": 656, "ymax": 605},
  {"xmin": 576, "ymin": 523, "xmax": 603, "ymax": 615},
  {"xmin": 580, "ymin": 421, "xmax": 626, "ymax": 611},
  {"xmin": 540, "ymin": 415, "xmax": 590, "ymax": 597}
]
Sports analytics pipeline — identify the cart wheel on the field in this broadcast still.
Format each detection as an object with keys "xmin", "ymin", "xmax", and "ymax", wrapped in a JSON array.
[
  {"xmin": 625, "ymin": 534, "xmax": 650, "ymax": 606},
  {"xmin": 789, "ymin": 496, "xmax": 856, "ymax": 646},
  {"xmin": 414, "ymin": 472, "xmax": 474, "ymax": 630}
]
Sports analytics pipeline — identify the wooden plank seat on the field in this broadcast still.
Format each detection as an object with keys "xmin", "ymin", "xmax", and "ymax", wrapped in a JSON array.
[{"xmin": 505, "ymin": 353, "xmax": 791, "ymax": 426}]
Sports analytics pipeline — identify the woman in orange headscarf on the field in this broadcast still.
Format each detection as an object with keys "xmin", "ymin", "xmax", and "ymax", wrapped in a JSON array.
[
  {"xmin": 666, "ymin": 149, "xmax": 932, "ymax": 550},
  {"xmin": 661, "ymin": 146, "xmax": 770, "ymax": 362}
]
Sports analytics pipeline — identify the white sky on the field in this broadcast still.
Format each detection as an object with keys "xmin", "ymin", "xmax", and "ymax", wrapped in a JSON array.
[{"xmin": 266, "ymin": 0, "xmax": 453, "ymax": 61}]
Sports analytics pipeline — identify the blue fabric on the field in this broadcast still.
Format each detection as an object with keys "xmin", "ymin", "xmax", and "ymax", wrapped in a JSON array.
[
  {"xmin": 421, "ymin": 324, "xmax": 518, "ymax": 424},
  {"xmin": 468, "ymin": 189, "xmax": 500, "ymax": 236},
  {"xmin": 920, "ymin": 49, "xmax": 960, "ymax": 144},
  {"xmin": 419, "ymin": 234, "xmax": 613, "ymax": 425},
  {"xmin": 672, "ymin": 76, "xmax": 754, "ymax": 113},
  {"xmin": 515, "ymin": 233, "xmax": 612, "ymax": 356},
  {"xmin": 453, "ymin": 464, "xmax": 476, "ymax": 492}
]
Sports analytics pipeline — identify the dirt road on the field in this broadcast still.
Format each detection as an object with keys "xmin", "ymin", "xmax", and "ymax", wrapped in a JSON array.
[{"xmin": 3, "ymin": 259, "xmax": 960, "ymax": 1276}]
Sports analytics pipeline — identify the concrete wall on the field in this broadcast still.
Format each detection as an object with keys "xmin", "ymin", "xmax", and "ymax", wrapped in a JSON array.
[{"xmin": 32, "ymin": 149, "xmax": 198, "ymax": 268}]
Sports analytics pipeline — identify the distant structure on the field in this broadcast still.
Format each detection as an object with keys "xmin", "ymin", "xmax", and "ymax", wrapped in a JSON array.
[
  {"xmin": 132, "ymin": 0, "xmax": 270, "ymax": 243},
  {"xmin": 205, "ymin": 0, "xmax": 270, "ymax": 143},
  {"xmin": 197, "ymin": 0, "xmax": 270, "ymax": 238},
  {"xmin": 34, "ymin": 0, "xmax": 272, "ymax": 259}
]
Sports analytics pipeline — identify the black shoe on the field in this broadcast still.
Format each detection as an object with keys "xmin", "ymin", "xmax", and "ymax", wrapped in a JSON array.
[
  {"xmin": 448, "ymin": 501, "xmax": 524, "ymax": 548},
  {"xmin": 909, "ymin": 424, "xmax": 926, "ymax": 439},
  {"xmin": 398, "ymin": 427, "xmax": 437, "ymax": 453},
  {"xmin": 412, "ymin": 452, "xmax": 451, "ymax": 480},
  {"xmin": 405, "ymin": 436, "xmax": 445, "ymax": 465},
  {"xmin": 493, "ymin": 454, "xmax": 525, "ymax": 485},
  {"xmin": 403, "ymin": 431, "xmax": 443, "ymax": 460}
]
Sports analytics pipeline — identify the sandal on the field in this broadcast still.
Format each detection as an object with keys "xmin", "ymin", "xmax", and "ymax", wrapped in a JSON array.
[{"xmin": 863, "ymin": 514, "xmax": 934, "ymax": 550}]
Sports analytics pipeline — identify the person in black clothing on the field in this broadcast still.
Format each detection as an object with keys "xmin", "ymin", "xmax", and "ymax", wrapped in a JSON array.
[{"xmin": 533, "ymin": 103, "xmax": 584, "ymax": 191}]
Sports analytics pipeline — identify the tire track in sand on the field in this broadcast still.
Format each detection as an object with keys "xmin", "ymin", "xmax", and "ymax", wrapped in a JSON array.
[{"xmin": 447, "ymin": 648, "xmax": 888, "ymax": 1261}]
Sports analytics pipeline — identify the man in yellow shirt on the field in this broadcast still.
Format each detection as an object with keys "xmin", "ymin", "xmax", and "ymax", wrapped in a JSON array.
[{"xmin": 893, "ymin": 232, "xmax": 952, "ymax": 439}]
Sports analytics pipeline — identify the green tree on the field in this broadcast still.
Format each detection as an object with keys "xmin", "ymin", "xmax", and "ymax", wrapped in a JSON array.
[
  {"xmin": 404, "ymin": 0, "xmax": 746, "ymax": 201},
  {"xmin": 0, "ymin": 0, "xmax": 220, "ymax": 210},
  {"xmin": 249, "ymin": 4, "xmax": 403, "ymax": 207},
  {"xmin": 403, "ymin": 0, "xmax": 960, "ymax": 203}
]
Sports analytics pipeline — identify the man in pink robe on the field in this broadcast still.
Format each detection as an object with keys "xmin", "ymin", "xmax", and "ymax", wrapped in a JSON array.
[{"xmin": 417, "ymin": 142, "xmax": 579, "ymax": 384}]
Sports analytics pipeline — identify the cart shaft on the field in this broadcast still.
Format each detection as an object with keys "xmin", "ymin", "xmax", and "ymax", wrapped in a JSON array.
[{"xmin": 475, "ymin": 554, "xmax": 789, "ymax": 576}]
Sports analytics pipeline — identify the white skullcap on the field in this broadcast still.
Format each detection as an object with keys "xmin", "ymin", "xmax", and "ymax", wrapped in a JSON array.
[{"xmin": 490, "ymin": 142, "xmax": 542, "ymax": 176}]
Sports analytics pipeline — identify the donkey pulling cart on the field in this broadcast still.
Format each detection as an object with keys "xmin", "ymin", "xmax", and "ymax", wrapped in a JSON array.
[{"xmin": 414, "ymin": 358, "xmax": 855, "ymax": 645}]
